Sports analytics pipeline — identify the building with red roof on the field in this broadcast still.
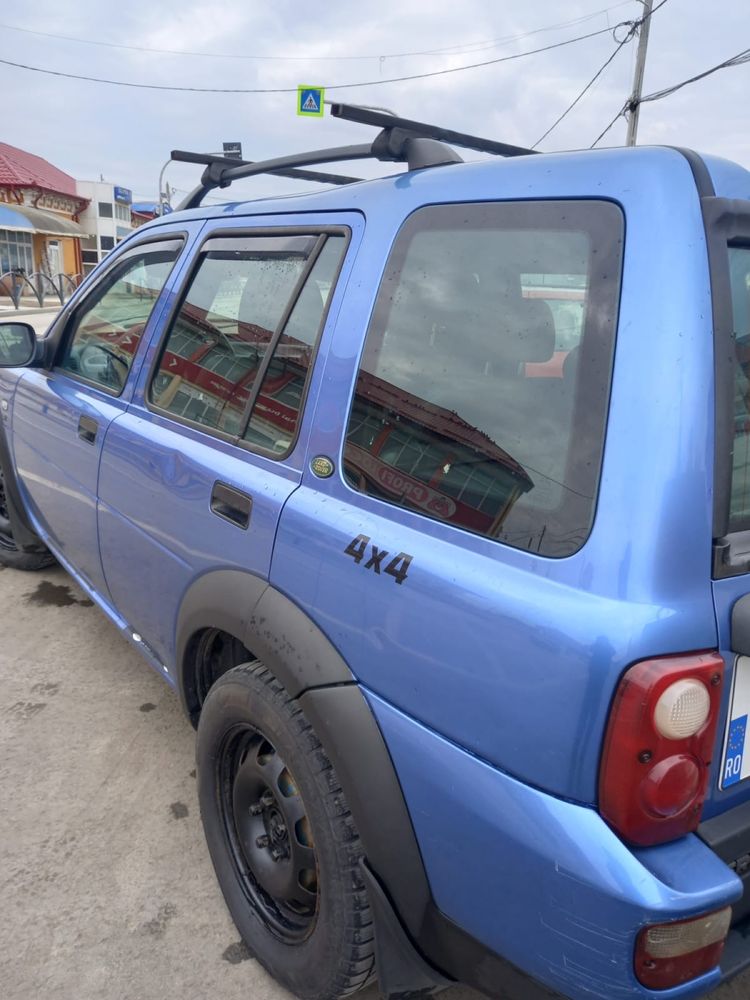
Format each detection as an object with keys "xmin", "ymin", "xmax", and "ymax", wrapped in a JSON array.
[{"xmin": 0, "ymin": 141, "xmax": 89, "ymax": 284}]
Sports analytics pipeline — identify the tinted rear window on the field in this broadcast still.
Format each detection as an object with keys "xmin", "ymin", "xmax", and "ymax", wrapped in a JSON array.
[
  {"xmin": 729, "ymin": 246, "xmax": 750, "ymax": 528},
  {"xmin": 343, "ymin": 200, "xmax": 623, "ymax": 557}
]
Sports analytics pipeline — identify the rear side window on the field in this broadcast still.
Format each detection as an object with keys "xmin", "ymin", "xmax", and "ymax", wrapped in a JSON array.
[
  {"xmin": 150, "ymin": 233, "xmax": 346, "ymax": 450},
  {"xmin": 343, "ymin": 201, "xmax": 623, "ymax": 557},
  {"xmin": 729, "ymin": 246, "xmax": 750, "ymax": 528}
]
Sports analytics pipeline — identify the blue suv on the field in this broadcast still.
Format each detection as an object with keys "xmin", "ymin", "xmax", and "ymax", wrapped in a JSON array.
[{"xmin": 2, "ymin": 105, "xmax": 750, "ymax": 1000}]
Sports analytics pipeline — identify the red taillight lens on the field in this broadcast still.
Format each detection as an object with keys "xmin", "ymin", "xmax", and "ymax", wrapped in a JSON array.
[
  {"xmin": 635, "ymin": 907, "xmax": 732, "ymax": 989},
  {"xmin": 599, "ymin": 652, "xmax": 724, "ymax": 846}
]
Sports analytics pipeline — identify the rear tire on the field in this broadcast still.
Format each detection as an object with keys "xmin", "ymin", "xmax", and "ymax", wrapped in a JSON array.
[
  {"xmin": 0, "ymin": 463, "xmax": 54, "ymax": 571},
  {"xmin": 196, "ymin": 662, "xmax": 376, "ymax": 1000}
]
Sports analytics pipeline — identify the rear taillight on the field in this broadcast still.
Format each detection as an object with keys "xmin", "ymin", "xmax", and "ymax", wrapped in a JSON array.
[
  {"xmin": 635, "ymin": 907, "xmax": 732, "ymax": 989},
  {"xmin": 599, "ymin": 652, "xmax": 724, "ymax": 846}
]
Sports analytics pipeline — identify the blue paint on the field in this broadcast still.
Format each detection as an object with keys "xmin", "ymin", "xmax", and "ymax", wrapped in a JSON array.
[{"xmin": 3, "ymin": 143, "xmax": 750, "ymax": 999}]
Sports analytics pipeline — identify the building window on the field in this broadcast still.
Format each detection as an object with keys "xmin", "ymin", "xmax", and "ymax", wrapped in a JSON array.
[
  {"xmin": 0, "ymin": 229, "xmax": 34, "ymax": 274},
  {"xmin": 100, "ymin": 236, "xmax": 115, "ymax": 252},
  {"xmin": 81, "ymin": 250, "xmax": 99, "ymax": 265},
  {"xmin": 98, "ymin": 202, "xmax": 113, "ymax": 218}
]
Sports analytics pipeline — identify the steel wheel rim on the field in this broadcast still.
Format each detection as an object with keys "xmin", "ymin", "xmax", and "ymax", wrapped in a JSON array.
[{"xmin": 217, "ymin": 724, "xmax": 318, "ymax": 943}]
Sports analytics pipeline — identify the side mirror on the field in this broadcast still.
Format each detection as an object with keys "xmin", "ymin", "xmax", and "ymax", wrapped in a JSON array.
[{"xmin": 0, "ymin": 322, "xmax": 36, "ymax": 367}]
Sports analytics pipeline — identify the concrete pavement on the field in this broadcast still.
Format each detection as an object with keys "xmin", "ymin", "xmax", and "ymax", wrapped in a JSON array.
[{"xmin": 1, "ymin": 560, "xmax": 749, "ymax": 1000}]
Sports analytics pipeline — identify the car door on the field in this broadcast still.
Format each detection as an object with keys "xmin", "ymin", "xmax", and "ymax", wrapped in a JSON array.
[
  {"xmin": 96, "ymin": 214, "xmax": 360, "ymax": 674},
  {"xmin": 10, "ymin": 233, "xmax": 192, "ymax": 595}
]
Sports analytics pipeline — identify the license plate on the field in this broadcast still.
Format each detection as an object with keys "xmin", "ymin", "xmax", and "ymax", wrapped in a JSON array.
[{"xmin": 721, "ymin": 655, "xmax": 750, "ymax": 789}]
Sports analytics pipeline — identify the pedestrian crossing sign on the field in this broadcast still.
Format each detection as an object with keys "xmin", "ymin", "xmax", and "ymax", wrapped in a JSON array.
[{"xmin": 297, "ymin": 86, "xmax": 325, "ymax": 118}]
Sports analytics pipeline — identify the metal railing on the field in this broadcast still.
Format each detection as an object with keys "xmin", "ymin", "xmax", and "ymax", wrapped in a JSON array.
[{"xmin": 0, "ymin": 271, "xmax": 83, "ymax": 309}]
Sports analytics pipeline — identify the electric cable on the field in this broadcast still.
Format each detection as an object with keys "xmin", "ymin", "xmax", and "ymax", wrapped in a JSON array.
[
  {"xmin": 0, "ymin": 25, "xmax": 621, "ymax": 94},
  {"xmin": 590, "ymin": 107, "xmax": 627, "ymax": 146},
  {"xmin": 534, "ymin": 0, "xmax": 669, "ymax": 149},
  {"xmin": 590, "ymin": 39, "xmax": 750, "ymax": 147},
  {"xmin": 532, "ymin": 33, "xmax": 632, "ymax": 148},
  {"xmin": 638, "ymin": 45, "xmax": 750, "ymax": 104},
  {"xmin": 0, "ymin": 3, "xmax": 635, "ymax": 63}
]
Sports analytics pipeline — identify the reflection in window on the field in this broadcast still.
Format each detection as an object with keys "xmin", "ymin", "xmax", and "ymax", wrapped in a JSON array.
[
  {"xmin": 244, "ymin": 236, "xmax": 345, "ymax": 454},
  {"xmin": 59, "ymin": 247, "xmax": 180, "ymax": 393},
  {"xmin": 729, "ymin": 247, "xmax": 750, "ymax": 528},
  {"xmin": 343, "ymin": 202, "xmax": 623, "ymax": 557},
  {"xmin": 151, "ymin": 234, "xmax": 345, "ymax": 447},
  {"xmin": 150, "ymin": 250, "xmax": 308, "ymax": 435}
]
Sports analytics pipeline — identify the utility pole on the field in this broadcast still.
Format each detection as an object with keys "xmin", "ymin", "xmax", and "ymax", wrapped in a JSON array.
[{"xmin": 626, "ymin": 0, "xmax": 653, "ymax": 146}]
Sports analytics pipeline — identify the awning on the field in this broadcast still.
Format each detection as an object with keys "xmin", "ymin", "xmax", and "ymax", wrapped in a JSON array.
[{"xmin": 0, "ymin": 203, "xmax": 88, "ymax": 237}]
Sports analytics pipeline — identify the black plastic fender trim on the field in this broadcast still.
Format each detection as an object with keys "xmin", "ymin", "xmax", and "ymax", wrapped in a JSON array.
[
  {"xmin": 299, "ymin": 684, "xmax": 431, "ymax": 938},
  {"xmin": 0, "ymin": 419, "xmax": 47, "ymax": 552},
  {"xmin": 176, "ymin": 574, "xmax": 565, "ymax": 997},
  {"xmin": 175, "ymin": 571, "xmax": 356, "ymax": 723}
]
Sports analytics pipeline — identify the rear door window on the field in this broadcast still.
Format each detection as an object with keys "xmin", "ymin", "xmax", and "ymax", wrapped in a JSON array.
[
  {"xmin": 343, "ymin": 200, "xmax": 623, "ymax": 557},
  {"xmin": 149, "ymin": 232, "xmax": 347, "ymax": 453}
]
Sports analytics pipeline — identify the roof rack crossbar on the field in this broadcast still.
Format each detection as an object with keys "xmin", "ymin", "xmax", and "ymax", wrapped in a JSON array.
[
  {"xmin": 175, "ymin": 103, "xmax": 527, "ymax": 211},
  {"xmin": 171, "ymin": 150, "xmax": 363, "ymax": 187},
  {"xmin": 330, "ymin": 102, "xmax": 536, "ymax": 159},
  {"xmin": 178, "ymin": 143, "xmax": 379, "ymax": 210}
]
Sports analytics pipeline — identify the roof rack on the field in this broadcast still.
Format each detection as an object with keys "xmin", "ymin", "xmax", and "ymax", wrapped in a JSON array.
[{"xmin": 176, "ymin": 103, "xmax": 537, "ymax": 210}]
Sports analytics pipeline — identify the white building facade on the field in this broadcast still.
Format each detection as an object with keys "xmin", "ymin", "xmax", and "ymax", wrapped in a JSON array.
[{"xmin": 75, "ymin": 180, "xmax": 135, "ymax": 274}]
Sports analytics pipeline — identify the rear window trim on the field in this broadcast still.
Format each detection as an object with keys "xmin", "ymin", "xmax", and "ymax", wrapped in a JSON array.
[
  {"xmin": 704, "ymin": 198, "xmax": 750, "ymax": 577},
  {"xmin": 340, "ymin": 197, "xmax": 625, "ymax": 559}
]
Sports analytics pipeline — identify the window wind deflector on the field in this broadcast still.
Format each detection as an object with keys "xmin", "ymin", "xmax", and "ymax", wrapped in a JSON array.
[{"xmin": 201, "ymin": 235, "xmax": 319, "ymax": 256}]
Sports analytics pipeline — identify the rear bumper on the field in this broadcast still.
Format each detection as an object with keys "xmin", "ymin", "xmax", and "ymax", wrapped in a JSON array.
[{"xmin": 367, "ymin": 690, "xmax": 745, "ymax": 1000}]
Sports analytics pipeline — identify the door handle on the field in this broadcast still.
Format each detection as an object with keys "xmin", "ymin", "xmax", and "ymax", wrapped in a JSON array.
[
  {"xmin": 210, "ymin": 481, "xmax": 252, "ymax": 530},
  {"xmin": 78, "ymin": 415, "xmax": 99, "ymax": 444}
]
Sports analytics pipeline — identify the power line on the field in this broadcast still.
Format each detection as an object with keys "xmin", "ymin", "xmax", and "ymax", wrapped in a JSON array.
[
  {"xmin": 534, "ymin": 0, "xmax": 669, "ymax": 149},
  {"xmin": 0, "ymin": 26, "xmax": 618, "ymax": 94},
  {"xmin": 0, "ymin": 3, "xmax": 634, "ymax": 63},
  {"xmin": 590, "ymin": 108, "xmax": 626, "ymax": 146},
  {"xmin": 639, "ymin": 45, "xmax": 750, "ymax": 104},
  {"xmin": 532, "ymin": 32, "xmax": 633, "ymax": 148},
  {"xmin": 590, "ymin": 38, "xmax": 750, "ymax": 148}
]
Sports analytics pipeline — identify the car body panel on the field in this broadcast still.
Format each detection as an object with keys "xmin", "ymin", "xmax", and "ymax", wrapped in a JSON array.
[
  {"xmin": 271, "ymin": 147, "xmax": 719, "ymax": 804},
  {"xmin": 96, "ymin": 211, "xmax": 364, "ymax": 673}
]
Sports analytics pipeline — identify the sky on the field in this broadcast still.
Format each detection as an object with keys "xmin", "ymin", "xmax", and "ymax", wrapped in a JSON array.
[{"xmin": 0, "ymin": 0, "xmax": 747, "ymax": 206}]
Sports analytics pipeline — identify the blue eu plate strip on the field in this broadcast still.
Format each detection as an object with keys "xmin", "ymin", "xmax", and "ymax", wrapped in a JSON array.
[{"xmin": 724, "ymin": 714, "xmax": 748, "ymax": 788}]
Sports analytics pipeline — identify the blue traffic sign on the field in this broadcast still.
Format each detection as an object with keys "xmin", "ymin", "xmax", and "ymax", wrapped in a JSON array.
[{"xmin": 297, "ymin": 86, "xmax": 325, "ymax": 118}]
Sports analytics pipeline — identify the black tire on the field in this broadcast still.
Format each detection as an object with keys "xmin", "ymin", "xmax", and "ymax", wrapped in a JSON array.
[
  {"xmin": 196, "ymin": 662, "xmax": 376, "ymax": 1000},
  {"xmin": 0, "ymin": 463, "xmax": 55, "ymax": 571}
]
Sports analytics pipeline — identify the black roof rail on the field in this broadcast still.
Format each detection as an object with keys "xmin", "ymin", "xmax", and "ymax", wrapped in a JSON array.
[
  {"xmin": 175, "ymin": 102, "xmax": 535, "ymax": 211},
  {"xmin": 172, "ymin": 150, "xmax": 364, "ymax": 187},
  {"xmin": 330, "ymin": 103, "xmax": 537, "ymax": 159}
]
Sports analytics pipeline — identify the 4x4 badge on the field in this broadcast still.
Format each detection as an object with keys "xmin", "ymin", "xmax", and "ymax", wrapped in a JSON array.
[{"xmin": 311, "ymin": 455, "xmax": 334, "ymax": 478}]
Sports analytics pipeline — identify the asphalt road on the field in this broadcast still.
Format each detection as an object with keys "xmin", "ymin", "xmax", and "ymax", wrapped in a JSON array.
[{"xmin": 0, "ymin": 309, "xmax": 748, "ymax": 1000}]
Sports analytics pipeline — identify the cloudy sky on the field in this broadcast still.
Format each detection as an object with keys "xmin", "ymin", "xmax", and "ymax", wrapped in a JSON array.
[{"xmin": 1, "ymin": 0, "xmax": 746, "ymax": 205}]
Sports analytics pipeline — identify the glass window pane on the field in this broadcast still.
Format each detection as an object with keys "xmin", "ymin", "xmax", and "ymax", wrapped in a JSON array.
[
  {"xmin": 343, "ymin": 201, "xmax": 623, "ymax": 557},
  {"xmin": 59, "ymin": 246, "xmax": 180, "ymax": 393},
  {"xmin": 98, "ymin": 202, "xmax": 113, "ymax": 218},
  {"xmin": 243, "ymin": 235, "xmax": 345, "ymax": 455},
  {"xmin": 729, "ymin": 247, "xmax": 750, "ymax": 528},
  {"xmin": 150, "ymin": 244, "xmax": 311, "ymax": 437}
]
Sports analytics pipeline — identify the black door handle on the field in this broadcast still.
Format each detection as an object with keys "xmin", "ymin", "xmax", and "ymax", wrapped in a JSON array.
[
  {"xmin": 78, "ymin": 415, "xmax": 98, "ymax": 444},
  {"xmin": 210, "ymin": 481, "xmax": 252, "ymax": 530}
]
